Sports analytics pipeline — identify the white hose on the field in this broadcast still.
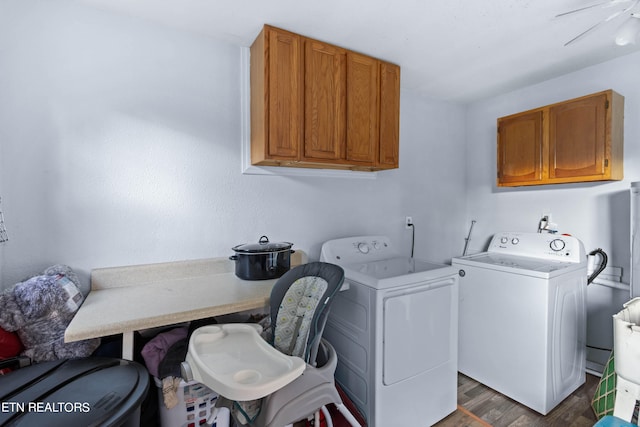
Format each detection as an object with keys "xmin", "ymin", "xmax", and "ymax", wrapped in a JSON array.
[{"xmin": 590, "ymin": 277, "xmax": 630, "ymax": 292}]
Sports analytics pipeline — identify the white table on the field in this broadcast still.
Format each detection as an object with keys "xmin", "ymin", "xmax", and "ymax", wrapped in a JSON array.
[{"xmin": 65, "ymin": 253, "xmax": 306, "ymax": 360}]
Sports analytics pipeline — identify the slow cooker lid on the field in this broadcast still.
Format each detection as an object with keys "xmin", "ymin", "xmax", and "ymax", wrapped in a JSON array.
[{"xmin": 232, "ymin": 235, "xmax": 293, "ymax": 253}]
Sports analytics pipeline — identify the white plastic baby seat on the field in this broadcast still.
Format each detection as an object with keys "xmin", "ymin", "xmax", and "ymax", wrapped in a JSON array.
[
  {"xmin": 181, "ymin": 262, "xmax": 361, "ymax": 427},
  {"xmin": 183, "ymin": 324, "xmax": 306, "ymax": 401}
]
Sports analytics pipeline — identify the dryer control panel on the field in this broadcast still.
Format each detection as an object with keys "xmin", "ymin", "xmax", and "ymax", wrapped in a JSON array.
[
  {"xmin": 320, "ymin": 235, "xmax": 398, "ymax": 264},
  {"xmin": 488, "ymin": 232, "xmax": 586, "ymax": 263}
]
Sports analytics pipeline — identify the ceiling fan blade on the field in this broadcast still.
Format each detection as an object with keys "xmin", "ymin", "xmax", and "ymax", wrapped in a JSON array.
[
  {"xmin": 563, "ymin": 0, "xmax": 639, "ymax": 45},
  {"xmin": 564, "ymin": 21, "xmax": 603, "ymax": 45},
  {"xmin": 556, "ymin": 0, "xmax": 634, "ymax": 17},
  {"xmin": 556, "ymin": 1, "xmax": 614, "ymax": 17}
]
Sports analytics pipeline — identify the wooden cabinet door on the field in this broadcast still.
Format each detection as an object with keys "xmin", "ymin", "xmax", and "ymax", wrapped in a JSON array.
[
  {"xmin": 549, "ymin": 93, "xmax": 607, "ymax": 179},
  {"xmin": 266, "ymin": 28, "xmax": 303, "ymax": 160},
  {"xmin": 303, "ymin": 40, "xmax": 346, "ymax": 162},
  {"xmin": 497, "ymin": 111, "xmax": 543, "ymax": 185},
  {"xmin": 346, "ymin": 52, "xmax": 379, "ymax": 164},
  {"xmin": 379, "ymin": 62, "xmax": 400, "ymax": 169}
]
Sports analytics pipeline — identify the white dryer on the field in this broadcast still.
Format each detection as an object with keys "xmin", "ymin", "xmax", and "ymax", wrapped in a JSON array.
[
  {"xmin": 452, "ymin": 231, "xmax": 587, "ymax": 415},
  {"xmin": 320, "ymin": 236, "xmax": 458, "ymax": 427}
]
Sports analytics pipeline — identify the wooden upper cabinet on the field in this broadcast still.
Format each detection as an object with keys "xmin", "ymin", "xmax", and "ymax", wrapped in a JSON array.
[
  {"xmin": 378, "ymin": 62, "xmax": 400, "ymax": 169},
  {"xmin": 250, "ymin": 25, "xmax": 400, "ymax": 171},
  {"xmin": 498, "ymin": 111, "xmax": 543, "ymax": 185},
  {"xmin": 497, "ymin": 90, "xmax": 623, "ymax": 187},
  {"xmin": 549, "ymin": 93, "xmax": 607, "ymax": 179},
  {"xmin": 346, "ymin": 52, "xmax": 379, "ymax": 164},
  {"xmin": 251, "ymin": 26, "xmax": 303, "ymax": 165},
  {"xmin": 303, "ymin": 40, "xmax": 346, "ymax": 163}
]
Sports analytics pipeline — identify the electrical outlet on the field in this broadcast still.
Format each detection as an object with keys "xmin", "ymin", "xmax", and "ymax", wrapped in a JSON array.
[{"xmin": 405, "ymin": 216, "xmax": 413, "ymax": 229}]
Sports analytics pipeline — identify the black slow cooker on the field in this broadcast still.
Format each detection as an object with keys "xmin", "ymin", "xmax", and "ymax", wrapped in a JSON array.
[{"xmin": 230, "ymin": 236, "xmax": 294, "ymax": 280}]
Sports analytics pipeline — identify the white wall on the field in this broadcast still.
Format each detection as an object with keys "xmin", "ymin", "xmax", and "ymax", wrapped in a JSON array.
[
  {"xmin": 0, "ymin": 0, "xmax": 467, "ymax": 293},
  {"xmin": 465, "ymin": 51, "xmax": 640, "ymax": 280}
]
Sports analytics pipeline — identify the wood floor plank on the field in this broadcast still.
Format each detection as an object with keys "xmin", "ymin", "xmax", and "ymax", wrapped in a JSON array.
[
  {"xmin": 434, "ymin": 373, "xmax": 600, "ymax": 427},
  {"xmin": 437, "ymin": 405, "xmax": 492, "ymax": 427}
]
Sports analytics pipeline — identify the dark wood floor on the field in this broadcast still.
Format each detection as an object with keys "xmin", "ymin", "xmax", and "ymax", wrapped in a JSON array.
[{"xmin": 434, "ymin": 373, "xmax": 600, "ymax": 427}]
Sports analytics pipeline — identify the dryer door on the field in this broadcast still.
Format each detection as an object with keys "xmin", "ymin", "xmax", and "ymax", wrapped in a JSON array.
[{"xmin": 382, "ymin": 277, "xmax": 457, "ymax": 385}]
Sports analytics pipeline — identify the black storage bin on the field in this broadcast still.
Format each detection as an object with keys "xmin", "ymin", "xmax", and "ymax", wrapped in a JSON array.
[{"xmin": 0, "ymin": 357, "xmax": 149, "ymax": 426}]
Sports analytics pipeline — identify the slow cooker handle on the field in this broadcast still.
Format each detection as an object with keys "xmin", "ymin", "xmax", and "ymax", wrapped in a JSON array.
[
  {"xmin": 259, "ymin": 235, "xmax": 269, "ymax": 244},
  {"xmin": 268, "ymin": 252, "xmax": 277, "ymax": 272}
]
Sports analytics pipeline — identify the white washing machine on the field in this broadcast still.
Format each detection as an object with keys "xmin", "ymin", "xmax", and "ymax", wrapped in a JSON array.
[
  {"xmin": 451, "ymin": 231, "xmax": 587, "ymax": 415},
  {"xmin": 320, "ymin": 236, "xmax": 458, "ymax": 427}
]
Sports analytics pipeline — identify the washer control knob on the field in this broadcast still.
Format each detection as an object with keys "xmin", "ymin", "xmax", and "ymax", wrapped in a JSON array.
[
  {"xmin": 500, "ymin": 237, "xmax": 508, "ymax": 244},
  {"xmin": 358, "ymin": 243, "xmax": 370, "ymax": 254},
  {"xmin": 372, "ymin": 241, "xmax": 381, "ymax": 250},
  {"xmin": 511, "ymin": 238, "xmax": 519, "ymax": 245},
  {"xmin": 550, "ymin": 239, "xmax": 566, "ymax": 252}
]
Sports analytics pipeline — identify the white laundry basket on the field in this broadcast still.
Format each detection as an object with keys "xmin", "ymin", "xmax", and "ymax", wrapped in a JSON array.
[
  {"xmin": 608, "ymin": 297, "xmax": 640, "ymax": 422},
  {"xmin": 154, "ymin": 377, "xmax": 229, "ymax": 427},
  {"xmin": 613, "ymin": 297, "xmax": 640, "ymax": 385}
]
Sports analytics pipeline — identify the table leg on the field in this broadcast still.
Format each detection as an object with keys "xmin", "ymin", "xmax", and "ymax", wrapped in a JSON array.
[{"xmin": 122, "ymin": 331, "xmax": 135, "ymax": 360}]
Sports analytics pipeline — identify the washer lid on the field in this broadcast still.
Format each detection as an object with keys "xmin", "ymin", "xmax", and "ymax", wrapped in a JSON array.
[
  {"xmin": 453, "ymin": 252, "xmax": 586, "ymax": 278},
  {"xmin": 347, "ymin": 257, "xmax": 446, "ymax": 279}
]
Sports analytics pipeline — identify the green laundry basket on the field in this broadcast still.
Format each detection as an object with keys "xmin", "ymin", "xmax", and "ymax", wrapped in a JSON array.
[{"xmin": 592, "ymin": 351, "xmax": 617, "ymax": 419}]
